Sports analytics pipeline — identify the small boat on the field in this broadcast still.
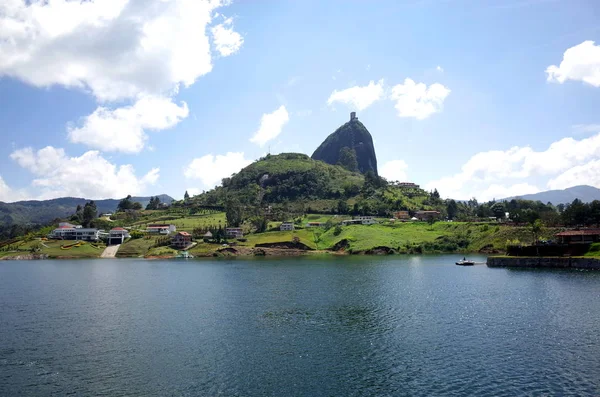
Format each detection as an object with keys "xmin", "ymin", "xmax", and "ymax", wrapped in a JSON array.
[
  {"xmin": 175, "ymin": 251, "xmax": 194, "ymax": 259},
  {"xmin": 456, "ymin": 259, "xmax": 475, "ymax": 266}
]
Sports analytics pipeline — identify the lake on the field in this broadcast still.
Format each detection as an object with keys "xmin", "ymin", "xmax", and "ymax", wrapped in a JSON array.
[{"xmin": 1, "ymin": 255, "xmax": 599, "ymax": 396}]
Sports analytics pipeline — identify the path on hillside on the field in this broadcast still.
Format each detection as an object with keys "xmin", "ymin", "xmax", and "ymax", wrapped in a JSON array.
[{"xmin": 101, "ymin": 245, "xmax": 120, "ymax": 258}]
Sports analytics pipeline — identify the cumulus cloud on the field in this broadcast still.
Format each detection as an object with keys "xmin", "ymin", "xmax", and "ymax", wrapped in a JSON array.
[
  {"xmin": 379, "ymin": 160, "xmax": 409, "ymax": 182},
  {"xmin": 327, "ymin": 79, "xmax": 385, "ymax": 111},
  {"xmin": 0, "ymin": 0, "xmax": 240, "ymax": 101},
  {"xmin": 548, "ymin": 159, "xmax": 600, "ymax": 190},
  {"xmin": 546, "ymin": 41, "xmax": 600, "ymax": 87},
  {"xmin": 68, "ymin": 96, "xmax": 189, "ymax": 153},
  {"xmin": 390, "ymin": 78, "xmax": 450, "ymax": 120},
  {"xmin": 184, "ymin": 152, "xmax": 252, "ymax": 189},
  {"xmin": 436, "ymin": 65, "xmax": 444, "ymax": 72},
  {"xmin": 0, "ymin": 0, "xmax": 242, "ymax": 152},
  {"xmin": 0, "ymin": 175, "xmax": 25, "ymax": 203},
  {"xmin": 211, "ymin": 17, "xmax": 244, "ymax": 57},
  {"xmin": 10, "ymin": 146, "xmax": 159, "ymax": 200},
  {"xmin": 250, "ymin": 106, "xmax": 290, "ymax": 147},
  {"xmin": 425, "ymin": 132, "xmax": 600, "ymax": 201}
]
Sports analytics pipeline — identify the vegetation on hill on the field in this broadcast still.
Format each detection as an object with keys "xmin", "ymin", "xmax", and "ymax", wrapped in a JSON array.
[{"xmin": 311, "ymin": 117, "xmax": 378, "ymax": 174}]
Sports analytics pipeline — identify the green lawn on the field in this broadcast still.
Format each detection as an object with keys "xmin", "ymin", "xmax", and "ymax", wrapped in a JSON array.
[
  {"xmin": 11, "ymin": 240, "xmax": 105, "ymax": 258},
  {"xmin": 116, "ymin": 238, "xmax": 157, "ymax": 257}
]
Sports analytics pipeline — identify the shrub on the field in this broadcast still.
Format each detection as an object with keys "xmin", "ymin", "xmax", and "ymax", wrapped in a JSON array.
[{"xmin": 333, "ymin": 225, "xmax": 343, "ymax": 236}]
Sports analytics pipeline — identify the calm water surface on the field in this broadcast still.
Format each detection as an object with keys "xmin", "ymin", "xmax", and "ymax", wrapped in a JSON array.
[{"xmin": 1, "ymin": 255, "xmax": 599, "ymax": 396}]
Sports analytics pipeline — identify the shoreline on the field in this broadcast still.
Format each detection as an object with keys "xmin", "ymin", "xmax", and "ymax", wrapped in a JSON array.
[{"xmin": 487, "ymin": 256, "xmax": 600, "ymax": 270}]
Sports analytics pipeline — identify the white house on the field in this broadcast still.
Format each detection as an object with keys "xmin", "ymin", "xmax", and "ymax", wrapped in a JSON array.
[
  {"xmin": 108, "ymin": 227, "xmax": 130, "ymax": 245},
  {"xmin": 146, "ymin": 224, "xmax": 176, "ymax": 235},
  {"xmin": 49, "ymin": 226, "xmax": 100, "ymax": 241},
  {"xmin": 342, "ymin": 216, "xmax": 377, "ymax": 226},
  {"xmin": 280, "ymin": 222, "xmax": 295, "ymax": 231}
]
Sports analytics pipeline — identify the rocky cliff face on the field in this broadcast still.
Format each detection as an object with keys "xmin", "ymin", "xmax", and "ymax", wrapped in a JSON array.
[{"xmin": 311, "ymin": 113, "xmax": 378, "ymax": 175}]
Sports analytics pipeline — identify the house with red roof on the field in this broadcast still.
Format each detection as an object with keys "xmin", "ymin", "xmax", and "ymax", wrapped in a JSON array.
[
  {"xmin": 172, "ymin": 231, "xmax": 192, "ymax": 249},
  {"xmin": 555, "ymin": 229, "xmax": 600, "ymax": 245},
  {"xmin": 108, "ymin": 227, "xmax": 130, "ymax": 245}
]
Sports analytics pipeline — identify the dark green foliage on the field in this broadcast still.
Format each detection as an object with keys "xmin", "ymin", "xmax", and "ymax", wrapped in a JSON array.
[
  {"xmin": 311, "ymin": 118, "xmax": 378, "ymax": 174},
  {"xmin": 225, "ymin": 197, "xmax": 243, "ymax": 227},
  {"xmin": 132, "ymin": 202, "xmax": 143, "ymax": 211},
  {"xmin": 446, "ymin": 199, "xmax": 458, "ymax": 220},
  {"xmin": 145, "ymin": 196, "xmax": 162, "ymax": 210},
  {"xmin": 337, "ymin": 147, "xmax": 359, "ymax": 172},
  {"xmin": 184, "ymin": 190, "xmax": 190, "ymax": 200},
  {"xmin": 337, "ymin": 200, "xmax": 349, "ymax": 214},
  {"xmin": 333, "ymin": 224, "xmax": 343, "ymax": 236},
  {"xmin": 117, "ymin": 195, "xmax": 133, "ymax": 211},
  {"xmin": 82, "ymin": 201, "xmax": 97, "ymax": 228},
  {"xmin": 250, "ymin": 216, "xmax": 268, "ymax": 233}
]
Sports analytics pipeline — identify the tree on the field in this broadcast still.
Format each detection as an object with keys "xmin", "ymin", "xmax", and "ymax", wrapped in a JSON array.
[
  {"xmin": 75, "ymin": 205, "xmax": 83, "ymax": 223},
  {"xmin": 530, "ymin": 219, "xmax": 543, "ymax": 245},
  {"xmin": 82, "ymin": 201, "xmax": 97, "ymax": 228},
  {"xmin": 337, "ymin": 200, "xmax": 349, "ymax": 214},
  {"xmin": 431, "ymin": 189, "xmax": 441, "ymax": 200},
  {"xmin": 117, "ymin": 195, "xmax": 133, "ymax": 211},
  {"xmin": 337, "ymin": 147, "xmax": 359, "ymax": 172},
  {"xmin": 225, "ymin": 197, "xmax": 243, "ymax": 227},
  {"xmin": 491, "ymin": 202, "xmax": 505, "ymax": 220},
  {"xmin": 250, "ymin": 216, "xmax": 268, "ymax": 233},
  {"xmin": 146, "ymin": 196, "xmax": 161, "ymax": 210},
  {"xmin": 132, "ymin": 202, "xmax": 143, "ymax": 210},
  {"xmin": 446, "ymin": 199, "xmax": 458, "ymax": 220},
  {"xmin": 184, "ymin": 190, "xmax": 190, "ymax": 200}
]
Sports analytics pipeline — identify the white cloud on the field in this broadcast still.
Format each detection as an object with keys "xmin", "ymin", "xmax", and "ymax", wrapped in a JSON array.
[
  {"xmin": 184, "ymin": 152, "xmax": 252, "ymax": 189},
  {"xmin": 436, "ymin": 65, "xmax": 444, "ymax": 72},
  {"xmin": 68, "ymin": 96, "xmax": 189, "ymax": 153},
  {"xmin": 379, "ymin": 160, "xmax": 409, "ymax": 182},
  {"xmin": 548, "ymin": 160, "xmax": 600, "ymax": 190},
  {"xmin": 390, "ymin": 78, "xmax": 450, "ymax": 120},
  {"xmin": 185, "ymin": 188, "xmax": 203, "ymax": 197},
  {"xmin": 250, "ymin": 106, "xmax": 290, "ymax": 147},
  {"xmin": 425, "ymin": 132, "xmax": 600, "ymax": 201},
  {"xmin": 10, "ymin": 146, "xmax": 159, "ymax": 200},
  {"xmin": 327, "ymin": 79, "xmax": 385, "ymax": 111},
  {"xmin": 0, "ymin": 0, "xmax": 240, "ymax": 102},
  {"xmin": 546, "ymin": 41, "xmax": 600, "ymax": 87},
  {"xmin": 211, "ymin": 17, "xmax": 244, "ymax": 57},
  {"xmin": 0, "ymin": 175, "xmax": 25, "ymax": 203}
]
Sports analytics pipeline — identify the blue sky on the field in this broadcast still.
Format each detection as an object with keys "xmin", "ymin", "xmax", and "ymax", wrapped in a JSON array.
[{"xmin": 1, "ymin": 0, "xmax": 600, "ymax": 202}]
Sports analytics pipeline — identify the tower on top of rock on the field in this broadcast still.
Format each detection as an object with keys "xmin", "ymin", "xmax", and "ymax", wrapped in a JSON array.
[{"xmin": 350, "ymin": 111, "xmax": 357, "ymax": 121}]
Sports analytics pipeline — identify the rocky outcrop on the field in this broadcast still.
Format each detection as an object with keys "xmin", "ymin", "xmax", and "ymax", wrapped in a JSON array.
[
  {"xmin": 0, "ymin": 253, "xmax": 48, "ymax": 260},
  {"xmin": 487, "ymin": 256, "xmax": 600, "ymax": 270},
  {"xmin": 311, "ymin": 113, "xmax": 378, "ymax": 175}
]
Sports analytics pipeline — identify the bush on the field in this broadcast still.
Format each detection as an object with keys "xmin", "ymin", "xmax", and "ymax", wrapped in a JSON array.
[{"xmin": 333, "ymin": 224, "xmax": 343, "ymax": 236}]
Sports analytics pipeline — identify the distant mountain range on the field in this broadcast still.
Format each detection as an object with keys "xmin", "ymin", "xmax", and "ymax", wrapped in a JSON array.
[
  {"xmin": 0, "ymin": 195, "xmax": 174, "ymax": 226},
  {"xmin": 502, "ymin": 185, "xmax": 600, "ymax": 204}
]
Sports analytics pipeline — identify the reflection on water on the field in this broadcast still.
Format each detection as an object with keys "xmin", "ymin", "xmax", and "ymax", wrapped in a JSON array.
[{"xmin": 1, "ymin": 256, "xmax": 599, "ymax": 396}]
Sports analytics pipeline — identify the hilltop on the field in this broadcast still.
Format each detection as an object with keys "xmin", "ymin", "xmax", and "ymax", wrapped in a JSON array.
[
  {"xmin": 502, "ymin": 185, "xmax": 600, "ymax": 204},
  {"xmin": 312, "ymin": 112, "xmax": 378, "ymax": 175}
]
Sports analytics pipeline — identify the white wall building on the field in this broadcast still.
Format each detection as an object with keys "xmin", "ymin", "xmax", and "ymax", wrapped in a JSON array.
[
  {"xmin": 49, "ymin": 227, "xmax": 100, "ymax": 241},
  {"xmin": 146, "ymin": 224, "xmax": 176, "ymax": 235},
  {"xmin": 280, "ymin": 222, "xmax": 295, "ymax": 231}
]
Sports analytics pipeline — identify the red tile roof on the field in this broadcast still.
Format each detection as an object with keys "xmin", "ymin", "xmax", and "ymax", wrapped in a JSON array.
[
  {"xmin": 556, "ymin": 229, "xmax": 600, "ymax": 236},
  {"xmin": 177, "ymin": 231, "xmax": 191, "ymax": 236},
  {"xmin": 111, "ymin": 227, "xmax": 125, "ymax": 231}
]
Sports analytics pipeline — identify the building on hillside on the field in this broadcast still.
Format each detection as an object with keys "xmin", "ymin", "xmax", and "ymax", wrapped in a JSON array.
[
  {"xmin": 397, "ymin": 182, "xmax": 420, "ymax": 189},
  {"xmin": 49, "ymin": 226, "xmax": 100, "ymax": 241},
  {"xmin": 146, "ymin": 224, "xmax": 176, "ymax": 235},
  {"xmin": 280, "ymin": 222, "xmax": 295, "ymax": 231},
  {"xmin": 225, "ymin": 227, "xmax": 244, "ymax": 239},
  {"xmin": 203, "ymin": 231, "xmax": 213, "ymax": 241},
  {"xmin": 414, "ymin": 211, "xmax": 441, "ymax": 221},
  {"xmin": 394, "ymin": 211, "xmax": 410, "ymax": 220},
  {"xmin": 305, "ymin": 222, "xmax": 323, "ymax": 227},
  {"xmin": 555, "ymin": 229, "xmax": 600, "ymax": 244},
  {"xmin": 108, "ymin": 227, "xmax": 130, "ymax": 245},
  {"xmin": 342, "ymin": 216, "xmax": 377, "ymax": 226},
  {"xmin": 172, "ymin": 231, "xmax": 192, "ymax": 249}
]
